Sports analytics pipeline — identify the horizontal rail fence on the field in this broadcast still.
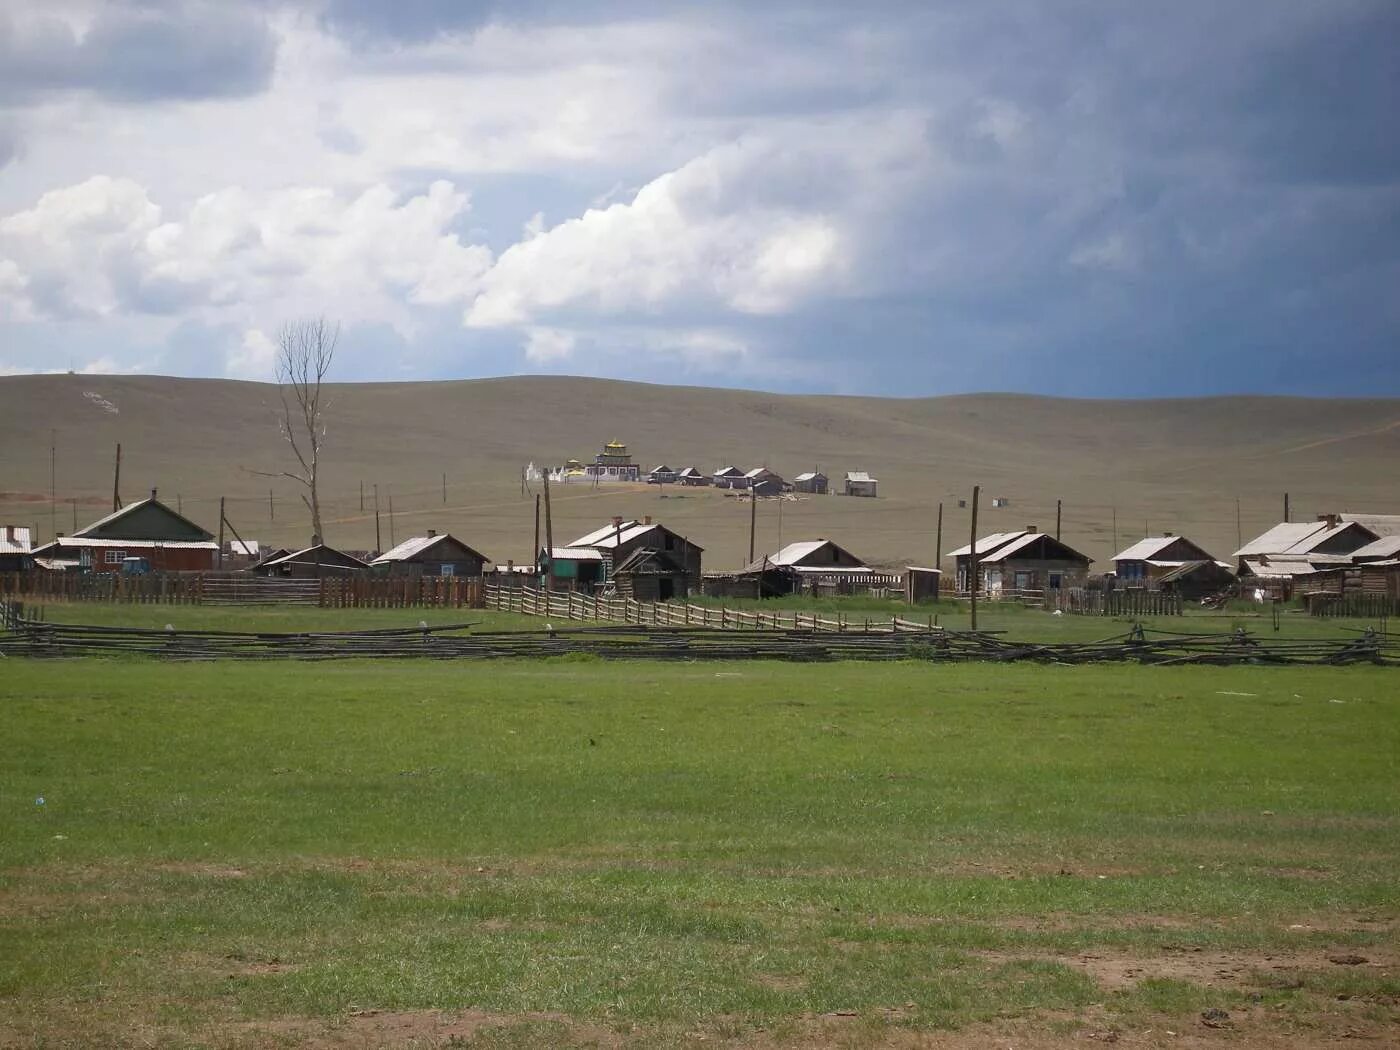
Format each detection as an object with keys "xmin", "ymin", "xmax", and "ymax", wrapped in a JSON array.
[
  {"xmin": 483, "ymin": 583, "xmax": 938, "ymax": 634},
  {"xmin": 1055, "ymin": 588, "xmax": 1184, "ymax": 617},
  {"xmin": 3, "ymin": 614, "xmax": 1395, "ymax": 666},
  {"xmin": 0, "ymin": 572, "xmax": 483, "ymax": 609}
]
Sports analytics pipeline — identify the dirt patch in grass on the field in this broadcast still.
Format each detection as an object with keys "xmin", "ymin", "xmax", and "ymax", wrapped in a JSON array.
[{"xmin": 233, "ymin": 1008, "xmax": 625, "ymax": 1048}]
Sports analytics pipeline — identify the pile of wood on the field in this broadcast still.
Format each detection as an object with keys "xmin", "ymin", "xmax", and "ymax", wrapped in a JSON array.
[{"xmin": 2, "ymin": 615, "xmax": 1395, "ymax": 665}]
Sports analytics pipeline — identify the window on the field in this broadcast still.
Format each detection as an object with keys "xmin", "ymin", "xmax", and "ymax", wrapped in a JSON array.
[
  {"xmin": 104, "ymin": 550, "xmax": 127, "ymax": 565},
  {"xmin": 439, "ymin": 564, "xmax": 455, "ymax": 577}
]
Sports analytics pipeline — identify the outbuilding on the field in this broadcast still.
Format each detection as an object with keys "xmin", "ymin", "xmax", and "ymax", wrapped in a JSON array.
[
  {"xmin": 844, "ymin": 471, "xmax": 878, "ymax": 498},
  {"xmin": 371, "ymin": 530, "xmax": 488, "ymax": 578},
  {"xmin": 254, "ymin": 544, "xmax": 369, "ymax": 578},
  {"xmin": 792, "ymin": 471, "xmax": 829, "ymax": 495}
]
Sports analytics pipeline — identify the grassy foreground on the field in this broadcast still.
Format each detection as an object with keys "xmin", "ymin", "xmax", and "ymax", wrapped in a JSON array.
[{"xmin": 2, "ymin": 659, "xmax": 1398, "ymax": 1048}]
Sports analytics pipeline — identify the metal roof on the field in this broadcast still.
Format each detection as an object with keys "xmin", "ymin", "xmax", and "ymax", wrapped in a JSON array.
[
  {"xmin": 845, "ymin": 471, "xmax": 876, "ymax": 482},
  {"xmin": 770, "ymin": 540, "xmax": 833, "ymax": 566},
  {"xmin": 227, "ymin": 539, "xmax": 260, "ymax": 556},
  {"xmin": 261, "ymin": 545, "xmax": 369, "ymax": 568},
  {"xmin": 32, "ymin": 537, "xmax": 219, "ymax": 550},
  {"xmin": 0, "ymin": 526, "xmax": 32, "ymax": 554},
  {"xmin": 1242, "ymin": 556, "xmax": 1317, "ymax": 578},
  {"xmin": 69, "ymin": 496, "xmax": 213, "ymax": 541},
  {"xmin": 649, "ymin": 465, "xmax": 675, "ymax": 474},
  {"xmin": 793, "ymin": 471, "xmax": 825, "ymax": 482},
  {"xmin": 712, "ymin": 466, "xmax": 743, "ymax": 476},
  {"xmin": 372, "ymin": 533, "xmax": 487, "ymax": 565},
  {"xmin": 547, "ymin": 546, "xmax": 604, "ymax": 562},
  {"xmin": 569, "ymin": 520, "xmax": 653, "ymax": 547},
  {"xmin": 1352, "ymin": 535, "xmax": 1400, "ymax": 559},
  {"xmin": 1234, "ymin": 521, "xmax": 1328, "ymax": 557},
  {"xmin": 1113, "ymin": 537, "xmax": 1181, "ymax": 562},
  {"xmin": 946, "ymin": 531, "xmax": 1026, "ymax": 558},
  {"xmin": 677, "ymin": 466, "xmax": 703, "ymax": 476},
  {"xmin": 743, "ymin": 466, "xmax": 780, "ymax": 479},
  {"xmin": 978, "ymin": 532, "xmax": 1091, "ymax": 565},
  {"xmin": 1342, "ymin": 512, "xmax": 1400, "ymax": 537}
]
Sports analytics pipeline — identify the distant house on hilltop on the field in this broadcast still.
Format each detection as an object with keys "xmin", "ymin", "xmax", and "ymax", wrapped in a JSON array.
[
  {"xmin": 647, "ymin": 465, "xmax": 678, "ymax": 485},
  {"xmin": 0, "ymin": 526, "xmax": 33, "ymax": 572},
  {"xmin": 371, "ymin": 530, "xmax": 488, "ymax": 578},
  {"xmin": 30, "ymin": 493, "xmax": 218, "ymax": 573},
  {"xmin": 844, "ymin": 471, "xmax": 878, "ymax": 498},
  {"xmin": 677, "ymin": 466, "xmax": 710, "ymax": 487},
  {"xmin": 742, "ymin": 467, "xmax": 785, "ymax": 496},
  {"xmin": 712, "ymin": 465, "xmax": 745, "ymax": 489},
  {"xmin": 793, "ymin": 471, "xmax": 828, "ymax": 495}
]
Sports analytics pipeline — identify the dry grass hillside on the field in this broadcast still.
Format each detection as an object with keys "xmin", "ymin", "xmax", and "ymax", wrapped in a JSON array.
[{"xmin": 3, "ymin": 373, "xmax": 1398, "ymax": 572}]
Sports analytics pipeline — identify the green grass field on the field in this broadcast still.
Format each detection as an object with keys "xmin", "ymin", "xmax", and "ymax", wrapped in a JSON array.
[{"xmin": 3, "ymin": 655, "xmax": 1397, "ymax": 1048}]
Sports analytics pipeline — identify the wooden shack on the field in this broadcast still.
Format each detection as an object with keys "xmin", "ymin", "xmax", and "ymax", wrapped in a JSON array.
[
  {"xmin": 254, "ymin": 544, "xmax": 369, "ymax": 578},
  {"xmin": 1113, "ymin": 534, "xmax": 1232, "ymax": 597},
  {"xmin": 612, "ymin": 548, "xmax": 691, "ymax": 601},
  {"xmin": 904, "ymin": 566, "xmax": 941, "ymax": 603},
  {"xmin": 742, "ymin": 467, "xmax": 785, "ymax": 496},
  {"xmin": 567, "ymin": 517, "xmax": 703, "ymax": 589},
  {"xmin": 677, "ymin": 466, "xmax": 710, "ymax": 487},
  {"xmin": 371, "ymin": 530, "xmax": 487, "ymax": 578},
  {"xmin": 844, "ymin": 471, "xmax": 878, "ymax": 497},
  {"xmin": 793, "ymin": 471, "xmax": 828, "ymax": 495}
]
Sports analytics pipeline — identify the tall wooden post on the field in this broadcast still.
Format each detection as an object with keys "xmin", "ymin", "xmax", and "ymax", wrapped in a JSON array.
[
  {"xmin": 1236, "ymin": 498, "xmax": 1242, "ymax": 551},
  {"xmin": 359, "ymin": 480, "xmax": 364, "ymax": 512},
  {"xmin": 442, "ymin": 472, "xmax": 447, "ymax": 504},
  {"xmin": 1055, "ymin": 499, "xmax": 1062, "ymax": 541},
  {"xmin": 388, "ymin": 491, "xmax": 396, "ymax": 547},
  {"xmin": 748, "ymin": 490, "xmax": 757, "ymax": 564},
  {"xmin": 217, "ymin": 497, "xmax": 226, "ymax": 569},
  {"xmin": 543, "ymin": 472, "xmax": 556, "ymax": 592},
  {"xmin": 373, "ymin": 484, "xmax": 382, "ymax": 554},
  {"xmin": 533, "ymin": 494, "xmax": 541, "ymax": 576},
  {"xmin": 1283, "ymin": 492, "xmax": 1290, "ymax": 523},
  {"xmin": 269, "ymin": 489, "xmax": 275, "ymax": 521},
  {"xmin": 71, "ymin": 499, "xmax": 77, "ymax": 532},
  {"xmin": 112, "ymin": 443, "xmax": 122, "ymax": 511},
  {"xmin": 935, "ymin": 501, "xmax": 943, "ymax": 573},
  {"xmin": 969, "ymin": 485, "xmax": 980, "ymax": 632}
]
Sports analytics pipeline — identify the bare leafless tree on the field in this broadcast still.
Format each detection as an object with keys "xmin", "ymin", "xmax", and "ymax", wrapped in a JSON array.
[{"xmin": 272, "ymin": 318, "xmax": 337, "ymax": 544}]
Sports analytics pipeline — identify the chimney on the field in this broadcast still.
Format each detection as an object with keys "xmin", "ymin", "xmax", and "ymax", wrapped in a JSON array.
[
  {"xmin": 4, "ymin": 525, "xmax": 12, "ymax": 542},
  {"xmin": 1164, "ymin": 531, "xmax": 1174, "ymax": 537},
  {"xmin": 1025, "ymin": 524, "xmax": 1038, "ymax": 533},
  {"xmin": 643, "ymin": 515, "xmax": 652, "ymax": 526},
  {"xmin": 427, "ymin": 528, "xmax": 437, "ymax": 537},
  {"xmin": 1318, "ymin": 513, "xmax": 1339, "ymax": 528},
  {"xmin": 612, "ymin": 516, "xmax": 624, "ymax": 527},
  {"xmin": 150, "ymin": 487, "xmax": 158, "ymax": 501}
]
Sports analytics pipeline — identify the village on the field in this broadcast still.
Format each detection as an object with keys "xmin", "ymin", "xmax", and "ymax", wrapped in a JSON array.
[{"xmin": 3, "ymin": 434, "xmax": 1397, "ymax": 618}]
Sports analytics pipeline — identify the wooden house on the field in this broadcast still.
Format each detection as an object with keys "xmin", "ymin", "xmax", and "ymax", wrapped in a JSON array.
[
  {"xmin": 708, "ymin": 539, "xmax": 873, "ymax": 598},
  {"xmin": 742, "ymin": 467, "xmax": 785, "ymax": 496},
  {"xmin": 677, "ymin": 466, "xmax": 710, "ymax": 487},
  {"xmin": 1234, "ymin": 515, "xmax": 1379, "ymax": 596},
  {"xmin": 254, "ymin": 544, "xmax": 369, "ymax": 578},
  {"xmin": 647, "ymin": 465, "xmax": 679, "ymax": 485},
  {"xmin": 947, "ymin": 527, "xmax": 1090, "ymax": 595},
  {"xmin": 371, "ymin": 530, "xmax": 488, "ymax": 578},
  {"xmin": 844, "ymin": 471, "xmax": 878, "ymax": 498},
  {"xmin": 792, "ymin": 471, "xmax": 828, "ymax": 495},
  {"xmin": 611, "ymin": 548, "xmax": 692, "ymax": 601},
  {"xmin": 1113, "ymin": 534, "xmax": 1215, "ymax": 584},
  {"xmin": 29, "ymin": 493, "xmax": 218, "ymax": 573},
  {"xmin": 566, "ymin": 517, "xmax": 703, "ymax": 591},
  {"xmin": 0, "ymin": 526, "xmax": 33, "ymax": 572},
  {"xmin": 712, "ymin": 466, "xmax": 745, "ymax": 489}
]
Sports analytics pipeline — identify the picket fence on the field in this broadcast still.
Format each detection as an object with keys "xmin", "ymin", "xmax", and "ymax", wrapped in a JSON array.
[
  {"xmin": 0, "ymin": 572, "xmax": 483, "ymax": 609},
  {"xmin": 483, "ymin": 583, "xmax": 937, "ymax": 633}
]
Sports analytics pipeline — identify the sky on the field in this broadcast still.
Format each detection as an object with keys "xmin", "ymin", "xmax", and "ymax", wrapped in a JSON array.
[{"xmin": 0, "ymin": 0, "xmax": 1397, "ymax": 397}]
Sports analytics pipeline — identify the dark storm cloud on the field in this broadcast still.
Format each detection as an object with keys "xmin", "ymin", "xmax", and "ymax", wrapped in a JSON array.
[{"xmin": 0, "ymin": 3, "xmax": 277, "ymax": 102}]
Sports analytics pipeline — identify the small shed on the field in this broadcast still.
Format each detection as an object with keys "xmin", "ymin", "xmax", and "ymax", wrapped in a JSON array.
[
  {"xmin": 371, "ymin": 530, "xmax": 488, "ymax": 578},
  {"xmin": 844, "ymin": 471, "xmax": 878, "ymax": 498},
  {"xmin": 254, "ymin": 544, "xmax": 369, "ymax": 578},
  {"xmin": 793, "ymin": 471, "xmax": 828, "ymax": 495},
  {"xmin": 539, "ymin": 546, "xmax": 605, "ymax": 590},
  {"xmin": 677, "ymin": 466, "xmax": 710, "ymax": 487},
  {"xmin": 612, "ymin": 548, "xmax": 691, "ymax": 601},
  {"xmin": 1152, "ymin": 560, "xmax": 1235, "ymax": 600},
  {"xmin": 904, "ymin": 566, "xmax": 942, "ymax": 603}
]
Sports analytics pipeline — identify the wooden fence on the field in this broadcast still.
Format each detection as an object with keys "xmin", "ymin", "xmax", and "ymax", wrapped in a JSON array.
[
  {"xmin": 1054, "ymin": 588, "xmax": 1184, "ymax": 617},
  {"xmin": 0, "ymin": 572, "xmax": 483, "ymax": 609},
  {"xmin": 1305, "ymin": 592, "xmax": 1400, "ymax": 619},
  {"xmin": 483, "ymin": 583, "xmax": 938, "ymax": 633}
]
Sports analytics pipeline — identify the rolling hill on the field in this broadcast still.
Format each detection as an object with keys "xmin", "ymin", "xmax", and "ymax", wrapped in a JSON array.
[{"xmin": 3, "ymin": 373, "xmax": 1398, "ymax": 572}]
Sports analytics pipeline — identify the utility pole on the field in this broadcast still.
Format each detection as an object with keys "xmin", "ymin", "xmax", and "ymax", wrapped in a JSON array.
[
  {"xmin": 177, "ymin": 493, "xmax": 182, "ymax": 514},
  {"xmin": 1236, "ymin": 497, "xmax": 1243, "ymax": 551},
  {"xmin": 72, "ymin": 499, "xmax": 77, "ymax": 532},
  {"xmin": 49, "ymin": 429, "xmax": 56, "ymax": 542},
  {"xmin": 1283, "ymin": 492, "xmax": 1290, "ymax": 523},
  {"xmin": 373, "ymin": 484, "xmax": 382, "ymax": 553},
  {"xmin": 442, "ymin": 472, "xmax": 447, "ymax": 505},
  {"xmin": 748, "ymin": 490, "xmax": 757, "ymax": 564},
  {"xmin": 217, "ymin": 496, "xmax": 226, "ymax": 569},
  {"xmin": 935, "ymin": 501, "xmax": 943, "ymax": 573},
  {"xmin": 777, "ymin": 496, "xmax": 783, "ymax": 550},
  {"xmin": 969, "ymin": 485, "xmax": 980, "ymax": 632},
  {"xmin": 269, "ymin": 488, "xmax": 275, "ymax": 521},
  {"xmin": 112, "ymin": 443, "xmax": 122, "ymax": 511},
  {"xmin": 359, "ymin": 480, "xmax": 364, "ymax": 512},
  {"xmin": 533, "ymin": 494, "xmax": 541, "ymax": 574},
  {"xmin": 1055, "ymin": 499, "xmax": 1062, "ymax": 541},
  {"xmin": 543, "ymin": 472, "xmax": 556, "ymax": 591},
  {"xmin": 388, "ymin": 490, "xmax": 396, "ymax": 547},
  {"xmin": 1112, "ymin": 506, "xmax": 1118, "ymax": 554}
]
